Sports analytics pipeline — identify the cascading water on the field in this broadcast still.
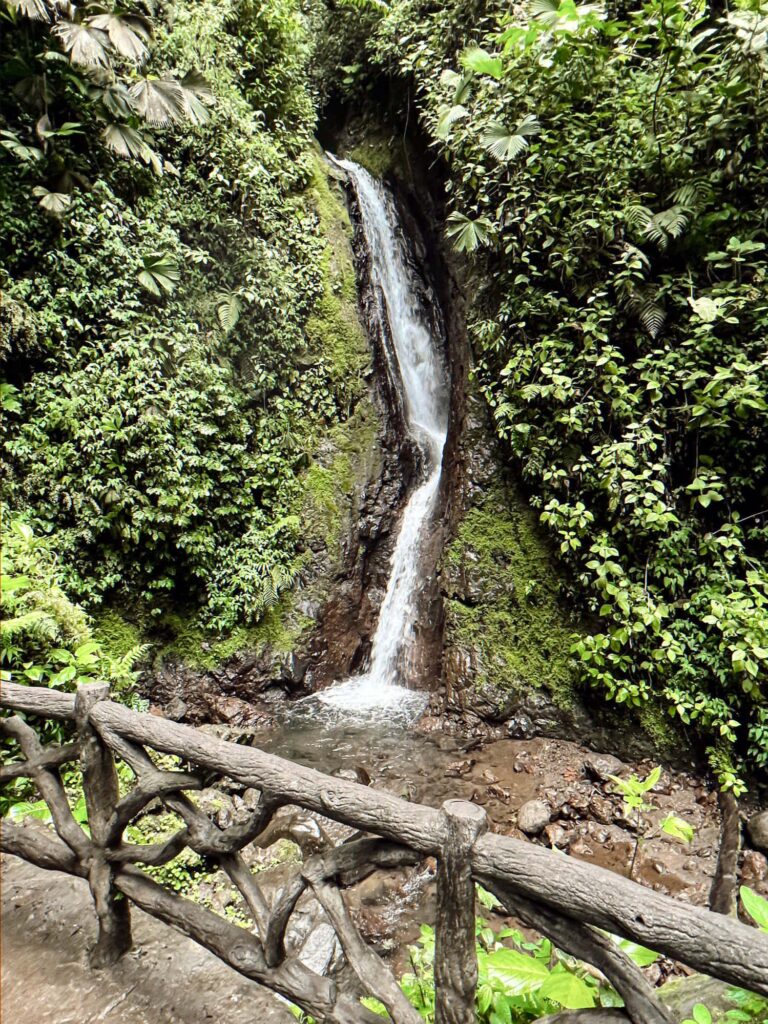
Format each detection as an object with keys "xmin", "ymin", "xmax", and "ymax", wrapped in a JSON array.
[{"xmin": 307, "ymin": 159, "xmax": 448, "ymax": 722}]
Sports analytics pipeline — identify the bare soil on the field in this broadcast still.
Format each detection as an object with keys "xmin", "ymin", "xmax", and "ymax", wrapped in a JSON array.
[{"xmin": 0, "ymin": 855, "xmax": 292, "ymax": 1024}]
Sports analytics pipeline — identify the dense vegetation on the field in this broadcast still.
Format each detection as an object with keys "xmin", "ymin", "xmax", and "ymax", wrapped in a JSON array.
[
  {"xmin": 0, "ymin": 0, "xmax": 369, "ymax": 665},
  {"xmin": 318, "ymin": 0, "xmax": 768, "ymax": 788},
  {"xmin": 4, "ymin": 0, "xmax": 768, "ymax": 789}
]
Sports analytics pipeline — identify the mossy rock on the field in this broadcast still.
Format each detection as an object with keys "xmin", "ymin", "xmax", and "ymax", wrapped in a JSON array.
[
  {"xmin": 304, "ymin": 148, "xmax": 369, "ymax": 390},
  {"xmin": 444, "ymin": 483, "xmax": 581, "ymax": 707},
  {"xmin": 345, "ymin": 127, "xmax": 406, "ymax": 180}
]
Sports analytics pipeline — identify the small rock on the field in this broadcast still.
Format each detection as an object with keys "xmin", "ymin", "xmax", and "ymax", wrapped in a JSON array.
[
  {"xmin": 164, "ymin": 697, "xmax": 187, "ymax": 721},
  {"xmin": 568, "ymin": 836, "xmax": 594, "ymax": 858},
  {"xmin": 543, "ymin": 822, "xmax": 569, "ymax": 849},
  {"xmin": 487, "ymin": 783, "xmax": 510, "ymax": 803},
  {"xmin": 507, "ymin": 713, "xmax": 535, "ymax": 740},
  {"xmin": 747, "ymin": 811, "xmax": 768, "ymax": 853},
  {"xmin": 584, "ymin": 753, "xmax": 623, "ymax": 782},
  {"xmin": 444, "ymin": 759, "xmax": 475, "ymax": 778},
  {"xmin": 517, "ymin": 799, "xmax": 551, "ymax": 836},
  {"xmin": 588, "ymin": 796, "xmax": 615, "ymax": 826},
  {"xmin": 742, "ymin": 849, "xmax": 768, "ymax": 883}
]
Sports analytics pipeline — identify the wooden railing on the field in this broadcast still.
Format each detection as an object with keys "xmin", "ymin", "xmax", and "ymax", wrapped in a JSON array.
[{"xmin": 1, "ymin": 680, "xmax": 767, "ymax": 1024}]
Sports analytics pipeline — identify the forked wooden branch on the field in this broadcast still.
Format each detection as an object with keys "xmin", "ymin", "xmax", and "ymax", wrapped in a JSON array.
[
  {"xmin": 75, "ymin": 684, "xmax": 132, "ymax": 967},
  {"xmin": 3, "ymin": 677, "xmax": 768, "ymax": 1023},
  {"xmin": 482, "ymin": 879, "xmax": 675, "ymax": 1024}
]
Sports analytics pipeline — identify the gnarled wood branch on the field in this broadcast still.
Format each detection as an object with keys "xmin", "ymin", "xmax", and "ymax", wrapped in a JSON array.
[{"xmin": 482, "ymin": 879, "xmax": 675, "ymax": 1024}]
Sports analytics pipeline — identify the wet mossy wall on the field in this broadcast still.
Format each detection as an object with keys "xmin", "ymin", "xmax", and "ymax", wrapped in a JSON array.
[{"xmin": 443, "ymin": 482, "xmax": 580, "ymax": 707}]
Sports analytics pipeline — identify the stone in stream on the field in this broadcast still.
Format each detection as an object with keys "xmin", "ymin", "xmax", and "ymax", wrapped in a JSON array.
[
  {"xmin": 747, "ymin": 810, "xmax": 768, "ymax": 853},
  {"xmin": 583, "ymin": 752, "xmax": 624, "ymax": 782},
  {"xmin": 516, "ymin": 799, "xmax": 552, "ymax": 835}
]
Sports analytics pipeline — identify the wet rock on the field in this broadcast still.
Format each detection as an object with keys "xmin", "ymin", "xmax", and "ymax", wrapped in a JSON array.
[
  {"xmin": 517, "ymin": 799, "xmax": 551, "ymax": 836},
  {"xmin": 588, "ymin": 795, "xmax": 616, "ymax": 826},
  {"xmin": 507, "ymin": 713, "xmax": 535, "ymax": 739},
  {"xmin": 584, "ymin": 753, "xmax": 624, "ymax": 782},
  {"xmin": 568, "ymin": 836, "xmax": 594, "ymax": 858},
  {"xmin": 747, "ymin": 810, "xmax": 768, "ymax": 853},
  {"xmin": 164, "ymin": 697, "xmax": 187, "ymax": 721},
  {"xmin": 543, "ymin": 822, "xmax": 569, "ymax": 849},
  {"xmin": 742, "ymin": 849, "xmax": 768, "ymax": 884},
  {"xmin": 488, "ymin": 783, "xmax": 511, "ymax": 803},
  {"xmin": 585, "ymin": 821, "xmax": 611, "ymax": 845}
]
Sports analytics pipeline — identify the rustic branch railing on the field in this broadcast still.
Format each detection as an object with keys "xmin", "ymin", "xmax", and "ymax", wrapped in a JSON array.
[{"xmin": 1, "ymin": 680, "xmax": 767, "ymax": 1024}]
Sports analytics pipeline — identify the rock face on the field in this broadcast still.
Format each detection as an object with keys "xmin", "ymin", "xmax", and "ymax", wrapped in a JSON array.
[
  {"xmin": 517, "ymin": 799, "xmax": 551, "ymax": 836},
  {"xmin": 748, "ymin": 810, "xmax": 768, "ymax": 853}
]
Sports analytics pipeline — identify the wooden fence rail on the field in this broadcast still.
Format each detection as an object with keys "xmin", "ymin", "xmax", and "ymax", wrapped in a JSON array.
[{"xmin": 1, "ymin": 680, "xmax": 767, "ymax": 1024}]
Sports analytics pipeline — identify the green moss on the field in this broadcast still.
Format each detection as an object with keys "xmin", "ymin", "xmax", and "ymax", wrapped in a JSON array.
[
  {"xmin": 299, "ymin": 397, "xmax": 379, "ymax": 555},
  {"xmin": 304, "ymin": 150, "xmax": 369, "ymax": 389},
  {"xmin": 158, "ymin": 595, "xmax": 313, "ymax": 669},
  {"xmin": 346, "ymin": 131, "xmax": 404, "ymax": 179},
  {"xmin": 636, "ymin": 701, "xmax": 681, "ymax": 757},
  {"xmin": 444, "ymin": 484, "xmax": 581, "ymax": 706}
]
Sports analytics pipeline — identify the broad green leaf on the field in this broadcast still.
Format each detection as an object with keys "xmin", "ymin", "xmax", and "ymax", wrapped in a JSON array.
[
  {"xmin": 740, "ymin": 886, "xmax": 768, "ymax": 932},
  {"xmin": 32, "ymin": 186, "xmax": 71, "ymax": 215},
  {"xmin": 614, "ymin": 937, "xmax": 660, "ymax": 967},
  {"xmin": 445, "ymin": 211, "xmax": 494, "ymax": 252},
  {"xmin": 484, "ymin": 947, "xmax": 550, "ymax": 993},
  {"xmin": 661, "ymin": 813, "xmax": 695, "ymax": 844},
  {"xmin": 460, "ymin": 46, "xmax": 503, "ymax": 80},
  {"xmin": 138, "ymin": 253, "xmax": 180, "ymax": 296},
  {"xmin": 480, "ymin": 115, "xmax": 540, "ymax": 161},
  {"xmin": 540, "ymin": 969, "xmax": 597, "ymax": 1009}
]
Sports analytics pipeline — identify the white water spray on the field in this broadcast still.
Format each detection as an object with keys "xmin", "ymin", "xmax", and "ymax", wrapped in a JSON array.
[{"xmin": 314, "ymin": 160, "xmax": 448, "ymax": 719}]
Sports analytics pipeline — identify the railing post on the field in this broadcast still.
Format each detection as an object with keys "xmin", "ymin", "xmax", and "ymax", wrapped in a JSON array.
[
  {"xmin": 435, "ymin": 799, "xmax": 488, "ymax": 1024},
  {"xmin": 75, "ymin": 682, "xmax": 132, "ymax": 967}
]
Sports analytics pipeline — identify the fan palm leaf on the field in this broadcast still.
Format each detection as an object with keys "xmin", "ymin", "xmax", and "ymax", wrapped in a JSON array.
[
  {"xmin": 53, "ymin": 20, "xmax": 110, "ymax": 67},
  {"xmin": 87, "ymin": 13, "xmax": 152, "ymax": 63},
  {"xmin": 481, "ymin": 114, "xmax": 540, "ymax": 161}
]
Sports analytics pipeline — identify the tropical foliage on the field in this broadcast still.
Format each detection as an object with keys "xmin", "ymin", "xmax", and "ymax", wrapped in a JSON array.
[
  {"xmin": 1, "ymin": 0, "xmax": 359, "ymax": 642},
  {"xmin": 329, "ymin": 0, "xmax": 768, "ymax": 786}
]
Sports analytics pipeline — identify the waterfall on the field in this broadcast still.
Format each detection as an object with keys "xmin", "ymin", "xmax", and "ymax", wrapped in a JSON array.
[{"xmin": 314, "ymin": 159, "xmax": 448, "ymax": 719}]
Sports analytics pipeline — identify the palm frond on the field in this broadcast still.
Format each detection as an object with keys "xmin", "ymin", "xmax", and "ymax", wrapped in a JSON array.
[
  {"xmin": 5, "ymin": 0, "xmax": 53, "ymax": 20},
  {"xmin": 436, "ymin": 103, "xmax": 468, "ymax": 139},
  {"xmin": 53, "ymin": 20, "xmax": 111, "ymax": 67},
  {"xmin": 138, "ymin": 252, "xmax": 180, "ymax": 296},
  {"xmin": 87, "ymin": 12, "xmax": 152, "ymax": 63},
  {"xmin": 216, "ymin": 292, "xmax": 242, "ymax": 333},
  {"xmin": 128, "ymin": 76, "xmax": 186, "ymax": 125},
  {"xmin": 445, "ymin": 211, "xmax": 494, "ymax": 253},
  {"xmin": 480, "ymin": 114, "xmax": 540, "ymax": 161},
  {"xmin": 32, "ymin": 185, "xmax": 71, "ymax": 215}
]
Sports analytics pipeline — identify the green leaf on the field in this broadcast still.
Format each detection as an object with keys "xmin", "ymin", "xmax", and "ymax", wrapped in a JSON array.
[
  {"xmin": 740, "ymin": 886, "xmax": 768, "ymax": 932},
  {"xmin": 540, "ymin": 969, "xmax": 597, "ymax": 1009},
  {"xmin": 614, "ymin": 937, "xmax": 660, "ymax": 967},
  {"xmin": 480, "ymin": 115, "xmax": 540, "ymax": 161},
  {"xmin": 661, "ymin": 814, "xmax": 695, "ymax": 844},
  {"xmin": 216, "ymin": 292, "xmax": 242, "ymax": 333},
  {"xmin": 138, "ymin": 253, "xmax": 180, "ymax": 296},
  {"xmin": 692, "ymin": 1004, "xmax": 713, "ymax": 1024},
  {"xmin": 445, "ymin": 211, "xmax": 494, "ymax": 252},
  {"xmin": 484, "ymin": 947, "xmax": 550, "ymax": 993},
  {"xmin": 460, "ymin": 46, "xmax": 503, "ymax": 80},
  {"xmin": 32, "ymin": 186, "xmax": 71, "ymax": 216}
]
